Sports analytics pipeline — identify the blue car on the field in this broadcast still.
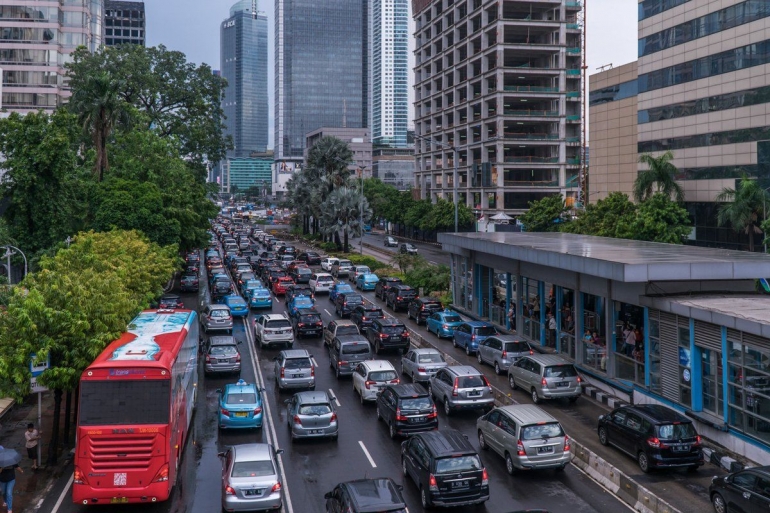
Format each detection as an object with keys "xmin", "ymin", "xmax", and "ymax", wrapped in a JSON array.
[
  {"xmin": 223, "ymin": 294, "xmax": 249, "ymax": 317},
  {"xmin": 249, "ymin": 287, "xmax": 273, "ymax": 309},
  {"xmin": 452, "ymin": 321, "xmax": 499, "ymax": 355},
  {"xmin": 329, "ymin": 283, "xmax": 354, "ymax": 303},
  {"xmin": 288, "ymin": 295, "xmax": 315, "ymax": 317},
  {"xmin": 356, "ymin": 273, "xmax": 379, "ymax": 291},
  {"xmin": 426, "ymin": 310, "xmax": 464, "ymax": 339},
  {"xmin": 217, "ymin": 379, "xmax": 264, "ymax": 430},
  {"xmin": 241, "ymin": 279, "xmax": 264, "ymax": 298}
]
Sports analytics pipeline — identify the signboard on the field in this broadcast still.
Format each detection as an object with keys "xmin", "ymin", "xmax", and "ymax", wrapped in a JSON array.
[
  {"xmin": 223, "ymin": 20, "xmax": 235, "ymax": 28},
  {"xmin": 30, "ymin": 353, "xmax": 49, "ymax": 393}
]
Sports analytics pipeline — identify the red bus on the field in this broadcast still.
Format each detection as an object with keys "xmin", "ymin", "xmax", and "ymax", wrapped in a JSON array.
[{"xmin": 73, "ymin": 309, "xmax": 199, "ymax": 506}]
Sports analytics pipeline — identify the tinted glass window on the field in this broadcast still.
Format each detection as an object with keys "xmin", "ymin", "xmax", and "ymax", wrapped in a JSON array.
[
  {"xmin": 418, "ymin": 353, "xmax": 444, "ymax": 363},
  {"xmin": 337, "ymin": 326, "xmax": 360, "ymax": 336},
  {"xmin": 79, "ymin": 380, "xmax": 170, "ymax": 425},
  {"xmin": 210, "ymin": 345, "xmax": 237, "ymax": 355},
  {"xmin": 459, "ymin": 375, "xmax": 486, "ymax": 388},
  {"xmin": 733, "ymin": 472, "xmax": 757, "ymax": 488},
  {"xmin": 444, "ymin": 315, "xmax": 461, "ymax": 322},
  {"xmin": 232, "ymin": 460, "xmax": 275, "ymax": 478},
  {"xmin": 656, "ymin": 423, "xmax": 697, "ymax": 440},
  {"xmin": 226, "ymin": 393, "xmax": 257, "ymax": 404},
  {"xmin": 342, "ymin": 343, "xmax": 370, "ymax": 355},
  {"xmin": 383, "ymin": 325, "xmax": 405, "ymax": 334},
  {"xmin": 266, "ymin": 319, "xmax": 292, "ymax": 328},
  {"xmin": 299, "ymin": 314, "xmax": 321, "ymax": 323},
  {"xmin": 369, "ymin": 370, "xmax": 397, "ymax": 381},
  {"xmin": 298, "ymin": 403, "xmax": 332, "ymax": 415},
  {"xmin": 284, "ymin": 358, "xmax": 311, "ymax": 369},
  {"xmin": 401, "ymin": 396, "xmax": 433, "ymax": 409},
  {"xmin": 435, "ymin": 455, "xmax": 482, "ymax": 474},
  {"xmin": 505, "ymin": 341, "xmax": 530, "ymax": 352},
  {"xmin": 521, "ymin": 422, "xmax": 565, "ymax": 440},
  {"xmin": 475, "ymin": 326, "xmax": 497, "ymax": 336},
  {"xmin": 544, "ymin": 365, "xmax": 578, "ymax": 378}
]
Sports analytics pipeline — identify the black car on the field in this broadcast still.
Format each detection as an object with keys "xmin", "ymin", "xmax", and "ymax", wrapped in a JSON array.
[
  {"xmin": 324, "ymin": 478, "xmax": 407, "ymax": 513},
  {"xmin": 335, "ymin": 292, "xmax": 363, "ymax": 318},
  {"xmin": 212, "ymin": 278, "xmax": 234, "ymax": 300},
  {"xmin": 366, "ymin": 318, "xmax": 410, "ymax": 354},
  {"xmin": 375, "ymin": 276, "xmax": 403, "ymax": 300},
  {"xmin": 407, "ymin": 297, "xmax": 443, "ymax": 325},
  {"xmin": 597, "ymin": 404, "xmax": 704, "ymax": 473},
  {"xmin": 158, "ymin": 294, "xmax": 184, "ymax": 309},
  {"xmin": 285, "ymin": 284, "xmax": 315, "ymax": 303},
  {"xmin": 277, "ymin": 245, "xmax": 297, "ymax": 256},
  {"xmin": 709, "ymin": 466, "xmax": 770, "ymax": 513},
  {"xmin": 401, "ymin": 429, "xmax": 489, "ymax": 509},
  {"xmin": 297, "ymin": 251, "xmax": 322, "ymax": 265},
  {"xmin": 290, "ymin": 266, "xmax": 313, "ymax": 284},
  {"xmin": 292, "ymin": 309, "xmax": 324, "ymax": 338},
  {"xmin": 376, "ymin": 383, "xmax": 437, "ymax": 438},
  {"xmin": 180, "ymin": 272, "xmax": 199, "ymax": 292},
  {"xmin": 386, "ymin": 284, "xmax": 418, "ymax": 312},
  {"xmin": 349, "ymin": 305, "xmax": 384, "ymax": 333}
]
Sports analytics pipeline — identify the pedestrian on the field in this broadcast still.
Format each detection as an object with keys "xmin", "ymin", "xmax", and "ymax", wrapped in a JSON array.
[
  {"xmin": 507, "ymin": 303, "xmax": 516, "ymax": 331},
  {"xmin": 25, "ymin": 423, "xmax": 40, "ymax": 470},
  {"xmin": 0, "ymin": 463, "xmax": 22, "ymax": 513},
  {"xmin": 622, "ymin": 324, "xmax": 636, "ymax": 356},
  {"xmin": 547, "ymin": 313, "xmax": 557, "ymax": 347}
]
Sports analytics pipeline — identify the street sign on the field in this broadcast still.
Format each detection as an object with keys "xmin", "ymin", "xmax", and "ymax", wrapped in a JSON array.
[{"xmin": 30, "ymin": 353, "xmax": 49, "ymax": 393}]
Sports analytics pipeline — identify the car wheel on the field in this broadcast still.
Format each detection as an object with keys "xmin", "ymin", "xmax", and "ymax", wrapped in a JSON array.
[
  {"xmin": 376, "ymin": 406, "xmax": 382, "ymax": 421},
  {"xmin": 420, "ymin": 487, "xmax": 432, "ymax": 509},
  {"xmin": 443, "ymin": 397, "xmax": 452, "ymax": 416},
  {"xmin": 638, "ymin": 451, "xmax": 651, "ymax": 473},
  {"xmin": 477, "ymin": 352, "xmax": 483, "ymax": 365},
  {"xmin": 505, "ymin": 452, "xmax": 516, "ymax": 475},
  {"xmin": 402, "ymin": 458, "xmax": 408, "ymax": 477},
  {"xmin": 531, "ymin": 388, "xmax": 540, "ymax": 404},
  {"xmin": 389, "ymin": 422, "xmax": 397, "ymax": 439},
  {"xmin": 427, "ymin": 384, "xmax": 434, "ymax": 398},
  {"xmin": 711, "ymin": 493, "xmax": 726, "ymax": 513},
  {"xmin": 598, "ymin": 426, "xmax": 609, "ymax": 446},
  {"xmin": 465, "ymin": 345, "xmax": 471, "ymax": 356},
  {"xmin": 335, "ymin": 365, "xmax": 341, "ymax": 379},
  {"xmin": 452, "ymin": 338, "xmax": 458, "ymax": 348},
  {"xmin": 478, "ymin": 431, "xmax": 487, "ymax": 450},
  {"xmin": 494, "ymin": 362, "xmax": 502, "ymax": 375}
]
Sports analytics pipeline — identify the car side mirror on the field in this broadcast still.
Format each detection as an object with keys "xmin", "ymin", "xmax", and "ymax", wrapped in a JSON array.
[
  {"xmin": 275, "ymin": 449, "xmax": 285, "ymax": 456},
  {"xmin": 217, "ymin": 452, "xmax": 225, "ymax": 458},
  {"xmin": 324, "ymin": 492, "xmax": 333, "ymax": 499}
]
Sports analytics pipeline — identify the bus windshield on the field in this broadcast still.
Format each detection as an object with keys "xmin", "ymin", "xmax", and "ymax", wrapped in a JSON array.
[{"xmin": 79, "ymin": 380, "xmax": 170, "ymax": 425}]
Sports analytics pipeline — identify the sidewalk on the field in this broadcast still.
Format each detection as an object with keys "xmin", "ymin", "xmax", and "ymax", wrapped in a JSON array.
[{"xmin": 0, "ymin": 392, "xmax": 73, "ymax": 513}]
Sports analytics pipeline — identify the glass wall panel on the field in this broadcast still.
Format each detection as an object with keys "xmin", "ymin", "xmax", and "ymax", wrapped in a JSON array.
[
  {"xmin": 490, "ymin": 269, "xmax": 508, "ymax": 327},
  {"xmin": 522, "ymin": 278, "xmax": 540, "ymax": 341},
  {"xmin": 544, "ymin": 282, "xmax": 556, "ymax": 348},
  {"xmin": 728, "ymin": 337, "xmax": 770, "ymax": 444},
  {"xmin": 581, "ymin": 292, "xmax": 606, "ymax": 370},
  {"xmin": 679, "ymin": 327, "xmax": 692, "ymax": 407},
  {"xmin": 649, "ymin": 314, "xmax": 661, "ymax": 394},
  {"xmin": 615, "ymin": 302, "xmax": 644, "ymax": 383},
  {"xmin": 701, "ymin": 348, "xmax": 722, "ymax": 416},
  {"xmin": 559, "ymin": 288, "xmax": 575, "ymax": 359}
]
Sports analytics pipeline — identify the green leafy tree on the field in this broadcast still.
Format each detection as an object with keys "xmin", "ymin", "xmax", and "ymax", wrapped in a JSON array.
[
  {"xmin": 404, "ymin": 199, "xmax": 433, "ymax": 230},
  {"xmin": 390, "ymin": 252, "xmax": 423, "ymax": 273},
  {"xmin": 320, "ymin": 187, "xmax": 372, "ymax": 253},
  {"xmin": 423, "ymin": 198, "xmax": 475, "ymax": 231},
  {"xmin": 519, "ymin": 195, "xmax": 567, "ymax": 232},
  {"xmin": 563, "ymin": 192, "xmax": 637, "ymax": 239},
  {"xmin": 630, "ymin": 193, "xmax": 691, "ymax": 243},
  {"xmin": 716, "ymin": 176, "xmax": 768, "ymax": 252},
  {"xmin": 633, "ymin": 151, "xmax": 685, "ymax": 203},
  {"xmin": 363, "ymin": 178, "xmax": 400, "ymax": 223},
  {"xmin": 306, "ymin": 136, "xmax": 353, "ymax": 191}
]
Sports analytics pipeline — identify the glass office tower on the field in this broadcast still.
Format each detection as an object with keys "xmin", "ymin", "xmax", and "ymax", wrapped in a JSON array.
[{"xmin": 372, "ymin": 0, "xmax": 409, "ymax": 147}]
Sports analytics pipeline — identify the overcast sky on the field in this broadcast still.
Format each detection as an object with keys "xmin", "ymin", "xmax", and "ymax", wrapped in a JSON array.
[{"xmin": 145, "ymin": 0, "xmax": 638, "ymax": 148}]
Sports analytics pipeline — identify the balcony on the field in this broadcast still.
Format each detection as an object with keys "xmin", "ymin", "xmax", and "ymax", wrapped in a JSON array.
[
  {"xmin": 503, "ymin": 132, "xmax": 559, "ymax": 141},
  {"xmin": 566, "ymin": 2, "xmax": 582, "ymax": 8},
  {"xmin": 566, "ymin": 114, "xmax": 581, "ymax": 121},
  {"xmin": 566, "ymin": 91, "xmax": 580, "ymax": 98},
  {"xmin": 504, "ymin": 156, "xmax": 559, "ymax": 164},
  {"xmin": 566, "ymin": 23, "xmax": 580, "ymax": 30},
  {"xmin": 503, "ymin": 109, "xmax": 560, "ymax": 117},
  {"xmin": 503, "ymin": 86, "xmax": 559, "ymax": 93},
  {"xmin": 566, "ymin": 136, "xmax": 580, "ymax": 144},
  {"xmin": 566, "ymin": 47, "xmax": 581, "ymax": 54},
  {"xmin": 566, "ymin": 157, "xmax": 581, "ymax": 165},
  {"xmin": 566, "ymin": 69, "xmax": 581, "ymax": 76}
]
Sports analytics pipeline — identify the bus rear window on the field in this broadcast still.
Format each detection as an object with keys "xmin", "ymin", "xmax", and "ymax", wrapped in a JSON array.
[{"xmin": 79, "ymin": 380, "xmax": 170, "ymax": 425}]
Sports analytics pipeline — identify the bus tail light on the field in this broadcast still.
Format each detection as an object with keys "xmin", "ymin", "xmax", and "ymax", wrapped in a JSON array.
[
  {"xmin": 152, "ymin": 464, "xmax": 169, "ymax": 483},
  {"xmin": 74, "ymin": 467, "xmax": 87, "ymax": 485}
]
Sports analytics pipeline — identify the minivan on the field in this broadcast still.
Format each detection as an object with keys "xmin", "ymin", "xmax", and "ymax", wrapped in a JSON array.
[
  {"xmin": 204, "ymin": 336, "xmax": 242, "ymax": 375},
  {"xmin": 508, "ymin": 354, "xmax": 582, "ymax": 404},
  {"xmin": 476, "ymin": 404, "xmax": 571, "ymax": 473},
  {"xmin": 428, "ymin": 365, "xmax": 494, "ymax": 416},
  {"xmin": 328, "ymin": 336, "xmax": 373, "ymax": 379},
  {"xmin": 477, "ymin": 335, "xmax": 533, "ymax": 375}
]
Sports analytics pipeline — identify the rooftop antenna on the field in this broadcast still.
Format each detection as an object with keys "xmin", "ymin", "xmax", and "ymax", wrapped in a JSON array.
[{"xmin": 597, "ymin": 63, "xmax": 613, "ymax": 72}]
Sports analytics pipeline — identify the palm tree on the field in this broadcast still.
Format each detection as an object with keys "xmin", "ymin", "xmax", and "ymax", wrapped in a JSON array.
[
  {"xmin": 306, "ymin": 136, "xmax": 353, "ymax": 193},
  {"xmin": 320, "ymin": 187, "xmax": 372, "ymax": 253},
  {"xmin": 633, "ymin": 151, "xmax": 685, "ymax": 203},
  {"xmin": 68, "ymin": 71, "xmax": 129, "ymax": 182},
  {"xmin": 716, "ymin": 176, "xmax": 769, "ymax": 252}
]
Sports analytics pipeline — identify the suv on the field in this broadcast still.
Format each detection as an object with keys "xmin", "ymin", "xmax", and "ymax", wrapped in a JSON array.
[
  {"xmin": 331, "ymin": 259, "xmax": 354, "ymax": 278},
  {"xmin": 349, "ymin": 304, "xmax": 384, "ymax": 333},
  {"xmin": 376, "ymin": 383, "xmax": 438, "ymax": 438},
  {"xmin": 452, "ymin": 322, "xmax": 498, "ymax": 355},
  {"xmin": 384, "ymin": 236, "xmax": 398, "ymax": 247},
  {"xmin": 429, "ymin": 365, "xmax": 494, "ymax": 416},
  {"xmin": 374, "ymin": 276, "xmax": 403, "ymax": 300},
  {"xmin": 254, "ymin": 314, "xmax": 294, "ymax": 349},
  {"xmin": 290, "ymin": 266, "xmax": 312, "ymax": 284},
  {"xmin": 477, "ymin": 404, "xmax": 571, "ymax": 473},
  {"xmin": 324, "ymin": 320, "xmax": 360, "ymax": 348},
  {"xmin": 292, "ymin": 309, "xmax": 323, "ymax": 338},
  {"xmin": 204, "ymin": 336, "xmax": 242, "ymax": 375},
  {"xmin": 180, "ymin": 272, "xmax": 199, "ymax": 292},
  {"xmin": 352, "ymin": 360, "xmax": 399, "ymax": 403},
  {"xmin": 407, "ymin": 297, "xmax": 443, "ymax": 325},
  {"xmin": 328, "ymin": 335, "xmax": 373, "ymax": 378},
  {"xmin": 477, "ymin": 335, "xmax": 533, "ymax": 375},
  {"xmin": 334, "ymin": 292, "xmax": 363, "ymax": 318},
  {"xmin": 385, "ymin": 284, "xmax": 417, "ymax": 312},
  {"xmin": 401, "ymin": 429, "xmax": 489, "ymax": 508},
  {"xmin": 200, "ymin": 304, "xmax": 233, "ymax": 334},
  {"xmin": 366, "ymin": 318, "xmax": 410, "ymax": 354},
  {"xmin": 297, "ymin": 251, "xmax": 322, "ymax": 265},
  {"xmin": 273, "ymin": 349, "xmax": 315, "ymax": 391},
  {"xmin": 598, "ymin": 404, "xmax": 704, "ymax": 473},
  {"xmin": 309, "ymin": 272, "xmax": 334, "ymax": 294},
  {"xmin": 324, "ymin": 478, "xmax": 407, "ymax": 513},
  {"xmin": 507, "ymin": 354, "xmax": 582, "ymax": 404}
]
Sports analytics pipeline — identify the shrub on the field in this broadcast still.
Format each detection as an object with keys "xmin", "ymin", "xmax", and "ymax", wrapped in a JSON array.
[
  {"xmin": 320, "ymin": 241, "xmax": 338, "ymax": 253},
  {"xmin": 373, "ymin": 266, "xmax": 403, "ymax": 279},
  {"xmin": 345, "ymin": 254, "xmax": 386, "ymax": 271}
]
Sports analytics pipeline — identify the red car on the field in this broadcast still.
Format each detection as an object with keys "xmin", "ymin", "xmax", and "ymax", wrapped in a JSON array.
[{"xmin": 272, "ymin": 276, "xmax": 294, "ymax": 295}]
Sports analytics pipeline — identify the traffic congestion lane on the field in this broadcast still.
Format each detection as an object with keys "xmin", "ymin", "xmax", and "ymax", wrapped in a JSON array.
[{"xmin": 353, "ymin": 231, "xmax": 450, "ymax": 266}]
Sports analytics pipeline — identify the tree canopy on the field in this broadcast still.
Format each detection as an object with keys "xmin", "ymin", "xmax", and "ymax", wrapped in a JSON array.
[
  {"xmin": 633, "ymin": 151, "xmax": 684, "ymax": 203},
  {"xmin": 518, "ymin": 195, "xmax": 567, "ymax": 232},
  {"xmin": 716, "ymin": 176, "xmax": 767, "ymax": 252}
]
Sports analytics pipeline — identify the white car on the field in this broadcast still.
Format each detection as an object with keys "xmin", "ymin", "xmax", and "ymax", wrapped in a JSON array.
[
  {"xmin": 348, "ymin": 265, "xmax": 371, "ymax": 282},
  {"xmin": 321, "ymin": 257, "xmax": 339, "ymax": 272},
  {"xmin": 310, "ymin": 272, "xmax": 335, "ymax": 294},
  {"xmin": 352, "ymin": 360, "xmax": 399, "ymax": 403},
  {"xmin": 254, "ymin": 313, "xmax": 294, "ymax": 349}
]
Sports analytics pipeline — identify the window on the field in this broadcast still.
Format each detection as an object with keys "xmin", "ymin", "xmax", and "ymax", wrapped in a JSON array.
[
  {"xmin": 727, "ymin": 334, "xmax": 770, "ymax": 444},
  {"xmin": 79, "ymin": 380, "xmax": 170, "ymax": 425}
]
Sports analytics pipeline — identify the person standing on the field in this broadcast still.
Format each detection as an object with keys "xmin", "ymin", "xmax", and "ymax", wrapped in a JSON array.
[
  {"xmin": 622, "ymin": 324, "xmax": 636, "ymax": 356},
  {"xmin": 25, "ymin": 423, "xmax": 40, "ymax": 470},
  {"xmin": 507, "ymin": 303, "xmax": 516, "ymax": 331},
  {"xmin": 547, "ymin": 313, "xmax": 557, "ymax": 347},
  {"xmin": 0, "ymin": 463, "xmax": 22, "ymax": 513}
]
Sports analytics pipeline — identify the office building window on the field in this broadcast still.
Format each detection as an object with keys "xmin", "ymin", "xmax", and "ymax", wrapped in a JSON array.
[
  {"xmin": 727, "ymin": 332, "xmax": 770, "ymax": 445},
  {"xmin": 638, "ymin": 0, "xmax": 689, "ymax": 21},
  {"xmin": 639, "ymin": 85, "xmax": 770, "ymax": 124},
  {"xmin": 638, "ymin": 125, "xmax": 770, "ymax": 153}
]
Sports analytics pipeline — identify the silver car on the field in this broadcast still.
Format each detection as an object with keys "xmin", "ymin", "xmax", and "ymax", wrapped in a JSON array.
[
  {"xmin": 204, "ymin": 336, "xmax": 242, "ymax": 375},
  {"xmin": 401, "ymin": 348, "xmax": 447, "ymax": 382},
  {"xmin": 476, "ymin": 404, "xmax": 572, "ymax": 473},
  {"xmin": 220, "ymin": 443, "xmax": 283, "ymax": 512},
  {"xmin": 477, "ymin": 335, "xmax": 533, "ymax": 375},
  {"xmin": 285, "ymin": 390, "xmax": 338, "ymax": 441},
  {"xmin": 274, "ymin": 349, "xmax": 315, "ymax": 391},
  {"xmin": 201, "ymin": 304, "xmax": 234, "ymax": 334},
  {"xmin": 428, "ymin": 365, "xmax": 494, "ymax": 416},
  {"xmin": 508, "ymin": 354, "xmax": 582, "ymax": 403}
]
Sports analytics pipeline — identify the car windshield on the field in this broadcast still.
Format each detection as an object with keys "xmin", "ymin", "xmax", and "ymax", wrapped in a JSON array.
[
  {"xmin": 339, "ymin": 260, "xmax": 352, "ymax": 266},
  {"xmin": 418, "ymin": 354, "xmax": 444, "ymax": 363},
  {"xmin": 382, "ymin": 326, "xmax": 405, "ymax": 335},
  {"xmin": 318, "ymin": 276, "xmax": 333, "ymax": 282},
  {"xmin": 337, "ymin": 326, "xmax": 359, "ymax": 336},
  {"xmin": 367, "ymin": 309, "xmax": 384, "ymax": 317},
  {"xmin": 521, "ymin": 422, "xmax": 565, "ymax": 440},
  {"xmin": 298, "ymin": 403, "xmax": 332, "ymax": 415},
  {"xmin": 342, "ymin": 343, "xmax": 370, "ymax": 355},
  {"xmin": 435, "ymin": 455, "xmax": 482, "ymax": 474},
  {"xmin": 210, "ymin": 346, "xmax": 237, "ymax": 355},
  {"xmin": 459, "ymin": 376, "xmax": 486, "ymax": 388},
  {"xmin": 284, "ymin": 358, "xmax": 311, "ymax": 369},
  {"xmin": 299, "ymin": 314, "xmax": 321, "ymax": 323},
  {"xmin": 443, "ymin": 315, "xmax": 462, "ymax": 323},
  {"xmin": 336, "ymin": 285, "xmax": 353, "ymax": 292},
  {"xmin": 656, "ymin": 423, "xmax": 697, "ymax": 440},
  {"xmin": 401, "ymin": 397, "xmax": 433, "ymax": 409},
  {"xmin": 232, "ymin": 460, "xmax": 275, "ymax": 478},
  {"xmin": 211, "ymin": 309, "xmax": 230, "ymax": 318},
  {"xmin": 544, "ymin": 365, "xmax": 578, "ymax": 378},
  {"xmin": 475, "ymin": 327, "xmax": 498, "ymax": 336},
  {"xmin": 266, "ymin": 319, "xmax": 292, "ymax": 329},
  {"xmin": 226, "ymin": 393, "xmax": 257, "ymax": 404},
  {"xmin": 369, "ymin": 370, "xmax": 397, "ymax": 381},
  {"xmin": 504, "ymin": 341, "xmax": 531, "ymax": 353}
]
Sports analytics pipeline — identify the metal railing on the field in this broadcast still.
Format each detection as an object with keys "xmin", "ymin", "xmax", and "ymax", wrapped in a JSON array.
[
  {"xmin": 503, "ymin": 132, "xmax": 559, "ymax": 140},
  {"xmin": 503, "ymin": 85, "xmax": 559, "ymax": 93},
  {"xmin": 503, "ymin": 109, "xmax": 559, "ymax": 117},
  {"xmin": 504, "ymin": 156, "xmax": 559, "ymax": 163}
]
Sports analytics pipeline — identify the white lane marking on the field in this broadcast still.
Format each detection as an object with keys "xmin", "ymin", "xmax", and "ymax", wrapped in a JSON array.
[
  {"xmin": 324, "ymin": 309, "xmax": 332, "ymax": 316},
  {"xmin": 242, "ymin": 316, "xmax": 295, "ymax": 513},
  {"xmin": 328, "ymin": 388, "xmax": 341, "ymax": 407},
  {"xmin": 311, "ymin": 357, "xmax": 319, "ymax": 368},
  {"xmin": 51, "ymin": 473, "xmax": 74, "ymax": 512},
  {"xmin": 358, "ymin": 441, "xmax": 377, "ymax": 468}
]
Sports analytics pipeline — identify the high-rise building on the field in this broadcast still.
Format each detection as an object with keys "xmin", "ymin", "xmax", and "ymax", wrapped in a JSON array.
[
  {"xmin": 104, "ymin": 1, "xmax": 145, "ymax": 46},
  {"xmin": 275, "ymin": 0, "xmax": 369, "ymax": 163},
  {"xmin": 412, "ymin": 0, "xmax": 583, "ymax": 218},
  {"xmin": 0, "ymin": 0, "xmax": 104, "ymax": 112},
  {"xmin": 589, "ymin": 0, "xmax": 770, "ymax": 250},
  {"xmin": 221, "ymin": 0, "xmax": 269, "ymax": 157},
  {"xmin": 372, "ymin": 0, "xmax": 409, "ymax": 147}
]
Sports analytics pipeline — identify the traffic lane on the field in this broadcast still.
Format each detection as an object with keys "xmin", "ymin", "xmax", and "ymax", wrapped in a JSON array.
[{"xmin": 358, "ymin": 232, "xmax": 450, "ymax": 266}]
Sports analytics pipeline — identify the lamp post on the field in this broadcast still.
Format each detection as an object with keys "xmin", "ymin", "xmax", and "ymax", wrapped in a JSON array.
[
  {"xmin": 762, "ymin": 185, "xmax": 770, "ymax": 253},
  {"xmin": 1, "ymin": 245, "xmax": 27, "ymax": 285},
  {"xmin": 358, "ymin": 165, "xmax": 367, "ymax": 255},
  {"xmin": 413, "ymin": 134, "xmax": 460, "ymax": 233}
]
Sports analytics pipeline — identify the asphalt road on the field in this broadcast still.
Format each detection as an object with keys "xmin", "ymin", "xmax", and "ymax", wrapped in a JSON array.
[{"xmin": 354, "ymin": 232, "xmax": 451, "ymax": 267}]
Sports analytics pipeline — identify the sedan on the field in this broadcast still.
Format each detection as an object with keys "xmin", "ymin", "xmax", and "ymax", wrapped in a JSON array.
[
  {"xmin": 158, "ymin": 294, "xmax": 184, "ymax": 309},
  {"xmin": 425, "ymin": 310, "xmax": 463, "ymax": 338},
  {"xmin": 285, "ymin": 390, "xmax": 339, "ymax": 441},
  {"xmin": 217, "ymin": 379, "xmax": 264, "ymax": 430},
  {"xmin": 298, "ymin": 251, "xmax": 322, "ymax": 265},
  {"xmin": 384, "ymin": 236, "xmax": 398, "ymax": 247},
  {"xmin": 401, "ymin": 348, "xmax": 448, "ymax": 383},
  {"xmin": 248, "ymin": 288, "xmax": 273, "ymax": 309},
  {"xmin": 329, "ymin": 283, "xmax": 354, "ymax": 303},
  {"xmin": 222, "ymin": 294, "xmax": 249, "ymax": 317},
  {"xmin": 220, "ymin": 444, "xmax": 283, "ymax": 512},
  {"xmin": 355, "ymin": 273, "xmax": 379, "ymax": 291},
  {"xmin": 288, "ymin": 295, "xmax": 314, "ymax": 318}
]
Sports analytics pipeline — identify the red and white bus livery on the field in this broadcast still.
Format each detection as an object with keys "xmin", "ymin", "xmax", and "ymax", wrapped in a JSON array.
[{"xmin": 73, "ymin": 309, "xmax": 199, "ymax": 505}]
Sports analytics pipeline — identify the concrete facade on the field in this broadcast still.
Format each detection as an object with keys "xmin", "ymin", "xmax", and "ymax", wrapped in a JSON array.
[
  {"xmin": 104, "ymin": 0, "xmax": 144, "ymax": 46},
  {"xmin": 373, "ymin": 146, "xmax": 415, "ymax": 190},
  {"xmin": 304, "ymin": 127, "xmax": 373, "ymax": 175}
]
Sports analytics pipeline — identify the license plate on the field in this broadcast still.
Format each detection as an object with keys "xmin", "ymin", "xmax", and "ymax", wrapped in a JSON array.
[
  {"xmin": 275, "ymin": 330, "xmax": 284, "ymax": 334},
  {"xmin": 292, "ymin": 374, "xmax": 303, "ymax": 378},
  {"xmin": 234, "ymin": 412, "xmax": 248, "ymax": 418},
  {"xmin": 391, "ymin": 336, "xmax": 401, "ymax": 341},
  {"xmin": 310, "ymin": 429, "xmax": 323, "ymax": 434},
  {"xmin": 410, "ymin": 417, "xmax": 427, "ymax": 423},
  {"xmin": 218, "ymin": 359, "xmax": 228, "ymax": 364},
  {"xmin": 245, "ymin": 489, "xmax": 263, "ymax": 496},
  {"xmin": 451, "ymin": 480, "xmax": 469, "ymax": 489},
  {"xmin": 537, "ymin": 446, "xmax": 554, "ymax": 454},
  {"xmin": 556, "ymin": 382, "xmax": 569, "ymax": 388},
  {"xmin": 468, "ymin": 390, "xmax": 481, "ymax": 397},
  {"xmin": 111, "ymin": 498, "xmax": 128, "ymax": 504},
  {"xmin": 672, "ymin": 445, "xmax": 688, "ymax": 453}
]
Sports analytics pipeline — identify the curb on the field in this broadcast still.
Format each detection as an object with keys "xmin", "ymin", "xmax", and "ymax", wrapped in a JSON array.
[
  {"xmin": 702, "ymin": 446, "xmax": 745, "ymax": 473},
  {"xmin": 583, "ymin": 385, "xmax": 630, "ymax": 410}
]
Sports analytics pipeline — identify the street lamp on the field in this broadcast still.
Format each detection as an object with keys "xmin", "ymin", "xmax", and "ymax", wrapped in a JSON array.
[
  {"xmin": 1, "ymin": 245, "xmax": 27, "ymax": 285},
  {"xmin": 413, "ymin": 133, "xmax": 460, "ymax": 233},
  {"xmin": 357, "ymin": 165, "xmax": 367, "ymax": 255}
]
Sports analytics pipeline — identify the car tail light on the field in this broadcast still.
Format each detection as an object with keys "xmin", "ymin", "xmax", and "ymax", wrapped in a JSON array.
[
  {"xmin": 311, "ymin": 366, "xmax": 315, "ymax": 377},
  {"xmin": 396, "ymin": 408, "xmax": 408, "ymax": 421},
  {"xmin": 271, "ymin": 482, "xmax": 282, "ymax": 493},
  {"xmin": 501, "ymin": 350, "xmax": 508, "ymax": 358},
  {"xmin": 417, "ymin": 367, "xmax": 426, "ymax": 372},
  {"xmin": 429, "ymin": 474, "xmax": 438, "ymax": 492},
  {"xmin": 254, "ymin": 407, "xmax": 262, "ymax": 415},
  {"xmin": 421, "ymin": 305, "xmax": 425, "ymax": 310},
  {"xmin": 225, "ymin": 484, "xmax": 236, "ymax": 495},
  {"xmin": 221, "ymin": 408, "xmax": 230, "ymax": 416},
  {"xmin": 694, "ymin": 435, "xmax": 702, "ymax": 446},
  {"xmin": 235, "ymin": 353, "xmax": 241, "ymax": 362},
  {"xmin": 576, "ymin": 376, "xmax": 582, "ymax": 384},
  {"xmin": 380, "ymin": 333, "xmax": 388, "ymax": 338},
  {"xmin": 452, "ymin": 378, "xmax": 459, "ymax": 397},
  {"xmin": 205, "ymin": 355, "xmax": 211, "ymax": 363},
  {"xmin": 338, "ymin": 360, "xmax": 347, "ymax": 366},
  {"xmin": 73, "ymin": 467, "xmax": 87, "ymax": 485},
  {"xmin": 397, "ymin": 296, "xmax": 403, "ymax": 301},
  {"xmin": 482, "ymin": 468, "xmax": 489, "ymax": 486},
  {"xmin": 298, "ymin": 323, "xmax": 305, "ymax": 327},
  {"xmin": 471, "ymin": 334, "xmax": 477, "ymax": 340},
  {"xmin": 564, "ymin": 434, "xmax": 571, "ymax": 452},
  {"xmin": 403, "ymin": 330, "xmax": 410, "ymax": 337},
  {"xmin": 517, "ymin": 440, "xmax": 526, "ymax": 456},
  {"xmin": 293, "ymin": 415, "xmax": 302, "ymax": 425},
  {"xmin": 152, "ymin": 464, "xmax": 169, "ymax": 483},
  {"xmin": 390, "ymin": 378, "xmax": 400, "ymax": 384},
  {"xmin": 362, "ymin": 316, "xmax": 367, "ymax": 321},
  {"xmin": 647, "ymin": 437, "xmax": 668, "ymax": 449},
  {"xmin": 331, "ymin": 412, "xmax": 338, "ymax": 423},
  {"xmin": 280, "ymin": 368, "xmax": 285, "ymax": 378},
  {"xmin": 443, "ymin": 324, "xmax": 449, "ymax": 329},
  {"xmin": 541, "ymin": 378, "xmax": 548, "ymax": 387},
  {"xmin": 529, "ymin": 349, "xmax": 534, "ymax": 355},
  {"xmin": 427, "ymin": 405, "xmax": 438, "ymax": 419},
  {"xmin": 365, "ymin": 380, "xmax": 376, "ymax": 390}
]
